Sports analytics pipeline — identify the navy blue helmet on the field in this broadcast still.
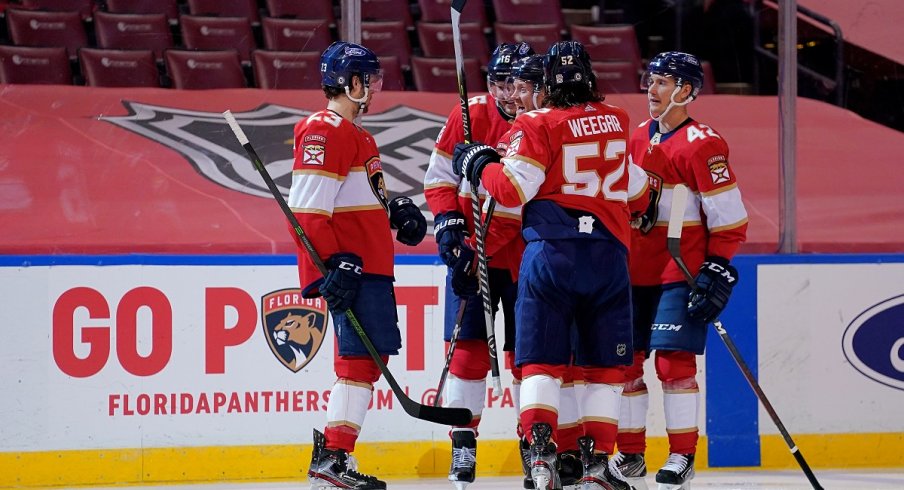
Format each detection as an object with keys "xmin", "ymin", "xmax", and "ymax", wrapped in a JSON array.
[
  {"xmin": 512, "ymin": 54, "xmax": 545, "ymax": 88},
  {"xmin": 487, "ymin": 42, "xmax": 534, "ymax": 82},
  {"xmin": 320, "ymin": 41, "xmax": 382, "ymax": 89},
  {"xmin": 642, "ymin": 51, "xmax": 704, "ymax": 99},
  {"xmin": 543, "ymin": 41, "xmax": 594, "ymax": 91}
]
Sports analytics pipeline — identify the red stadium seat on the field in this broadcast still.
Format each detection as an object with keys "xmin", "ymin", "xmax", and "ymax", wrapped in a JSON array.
[
  {"xmin": 180, "ymin": 15, "xmax": 255, "ymax": 62},
  {"xmin": 494, "ymin": 23, "xmax": 561, "ymax": 48},
  {"xmin": 94, "ymin": 12, "xmax": 173, "ymax": 61},
  {"xmin": 20, "ymin": 0, "xmax": 94, "ymax": 20},
  {"xmin": 591, "ymin": 60, "xmax": 641, "ymax": 94},
  {"xmin": 265, "ymin": 0, "xmax": 335, "ymax": 26},
  {"xmin": 570, "ymin": 24, "xmax": 641, "ymax": 71},
  {"xmin": 492, "ymin": 0, "xmax": 564, "ymax": 29},
  {"xmin": 378, "ymin": 55, "xmax": 405, "ymax": 91},
  {"xmin": 417, "ymin": 22, "xmax": 488, "ymax": 66},
  {"xmin": 104, "ymin": 0, "xmax": 179, "ymax": 20},
  {"xmin": 79, "ymin": 48, "xmax": 159, "ymax": 87},
  {"xmin": 6, "ymin": 9, "xmax": 88, "ymax": 58},
  {"xmin": 0, "ymin": 45, "xmax": 71, "ymax": 85},
  {"xmin": 187, "ymin": 0, "xmax": 259, "ymax": 23},
  {"xmin": 164, "ymin": 49, "xmax": 246, "ymax": 89},
  {"xmin": 261, "ymin": 17, "xmax": 332, "ymax": 52},
  {"xmin": 411, "ymin": 56, "xmax": 482, "ymax": 93},
  {"xmin": 361, "ymin": 0, "xmax": 413, "ymax": 29},
  {"xmin": 252, "ymin": 50, "xmax": 321, "ymax": 89},
  {"xmin": 361, "ymin": 21, "xmax": 411, "ymax": 69},
  {"xmin": 701, "ymin": 60, "xmax": 716, "ymax": 94},
  {"xmin": 418, "ymin": 0, "xmax": 487, "ymax": 28}
]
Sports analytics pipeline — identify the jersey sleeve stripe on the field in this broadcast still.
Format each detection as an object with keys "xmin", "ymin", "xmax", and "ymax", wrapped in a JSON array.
[
  {"xmin": 627, "ymin": 162, "xmax": 649, "ymax": 201},
  {"xmin": 709, "ymin": 217, "xmax": 749, "ymax": 233},
  {"xmin": 493, "ymin": 208, "xmax": 522, "ymax": 221},
  {"xmin": 701, "ymin": 186, "xmax": 748, "ymax": 230},
  {"xmin": 501, "ymin": 158, "xmax": 546, "ymax": 203},
  {"xmin": 288, "ymin": 207, "xmax": 332, "ymax": 216},
  {"xmin": 425, "ymin": 182, "xmax": 459, "ymax": 190},
  {"xmin": 334, "ymin": 204, "xmax": 387, "ymax": 213},
  {"xmin": 288, "ymin": 173, "xmax": 340, "ymax": 215},
  {"xmin": 509, "ymin": 154, "xmax": 547, "ymax": 171},
  {"xmin": 424, "ymin": 152, "xmax": 460, "ymax": 188},
  {"xmin": 701, "ymin": 182, "xmax": 738, "ymax": 197},
  {"xmin": 292, "ymin": 168, "xmax": 344, "ymax": 181}
]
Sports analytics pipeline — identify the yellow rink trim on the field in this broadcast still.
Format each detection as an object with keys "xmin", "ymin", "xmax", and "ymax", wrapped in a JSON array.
[{"xmin": 1, "ymin": 433, "xmax": 902, "ymax": 487}]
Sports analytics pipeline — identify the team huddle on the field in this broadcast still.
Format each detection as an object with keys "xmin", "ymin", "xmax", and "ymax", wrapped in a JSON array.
[{"xmin": 289, "ymin": 37, "xmax": 748, "ymax": 490}]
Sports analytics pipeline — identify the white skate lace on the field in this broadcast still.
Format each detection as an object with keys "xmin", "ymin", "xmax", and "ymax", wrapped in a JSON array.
[
  {"xmin": 607, "ymin": 453, "xmax": 628, "ymax": 481},
  {"xmin": 661, "ymin": 453, "xmax": 690, "ymax": 473},
  {"xmin": 451, "ymin": 446, "xmax": 476, "ymax": 470}
]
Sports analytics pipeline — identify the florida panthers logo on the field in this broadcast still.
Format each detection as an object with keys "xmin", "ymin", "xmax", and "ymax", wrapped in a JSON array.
[{"xmin": 261, "ymin": 288, "xmax": 329, "ymax": 372}]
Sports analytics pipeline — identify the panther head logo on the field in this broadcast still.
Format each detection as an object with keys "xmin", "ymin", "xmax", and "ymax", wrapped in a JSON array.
[{"xmin": 261, "ymin": 289, "xmax": 328, "ymax": 372}]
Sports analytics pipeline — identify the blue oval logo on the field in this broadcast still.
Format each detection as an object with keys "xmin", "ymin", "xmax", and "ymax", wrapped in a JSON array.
[{"xmin": 842, "ymin": 294, "xmax": 904, "ymax": 391}]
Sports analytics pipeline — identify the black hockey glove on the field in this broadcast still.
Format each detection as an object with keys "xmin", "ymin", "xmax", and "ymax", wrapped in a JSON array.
[
  {"xmin": 388, "ymin": 196, "xmax": 427, "ymax": 246},
  {"xmin": 433, "ymin": 211, "xmax": 468, "ymax": 268},
  {"xmin": 688, "ymin": 256, "xmax": 738, "ymax": 324},
  {"xmin": 452, "ymin": 142, "xmax": 500, "ymax": 187},
  {"xmin": 320, "ymin": 253, "xmax": 364, "ymax": 313},
  {"xmin": 450, "ymin": 244, "xmax": 479, "ymax": 297}
]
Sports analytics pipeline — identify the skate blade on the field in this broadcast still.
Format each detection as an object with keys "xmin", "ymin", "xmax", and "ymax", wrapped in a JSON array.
[
  {"xmin": 656, "ymin": 482, "xmax": 689, "ymax": 490},
  {"xmin": 308, "ymin": 477, "xmax": 345, "ymax": 490},
  {"xmin": 626, "ymin": 476, "xmax": 649, "ymax": 490},
  {"xmin": 451, "ymin": 482, "xmax": 470, "ymax": 490}
]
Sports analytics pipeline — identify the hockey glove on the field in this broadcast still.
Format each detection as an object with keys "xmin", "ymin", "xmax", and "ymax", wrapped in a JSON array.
[
  {"xmin": 450, "ymin": 244, "xmax": 479, "ymax": 297},
  {"xmin": 320, "ymin": 253, "xmax": 364, "ymax": 312},
  {"xmin": 388, "ymin": 196, "xmax": 427, "ymax": 246},
  {"xmin": 433, "ymin": 211, "xmax": 468, "ymax": 268},
  {"xmin": 688, "ymin": 256, "xmax": 738, "ymax": 324},
  {"xmin": 452, "ymin": 143, "xmax": 500, "ymax": 187}
]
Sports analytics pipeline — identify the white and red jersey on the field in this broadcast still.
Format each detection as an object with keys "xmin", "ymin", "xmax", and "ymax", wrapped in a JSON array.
[
  {"xmin": 480, "ymin": 101, "xmax": 638, "ymax": 249},
  {"xmin": 289, "ymin": 109, "xmax": 394, "ymax": 296},
  {"xmin": 628, "ymin": 118, "xmax": 748, "ymax": 286},
  {"xmin": 424, "ymin": 94, "xmax": 521, "ymax": 274}
]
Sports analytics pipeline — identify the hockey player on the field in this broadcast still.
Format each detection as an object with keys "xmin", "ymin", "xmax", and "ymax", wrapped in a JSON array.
[
  {"xmin": 293, "ymin": 41, "xmax": 427, "ymax": 490},
  {"xmin": 610, "ymin": 51, "xmax": 748, "ymax": 490},
  {"xmin": 453, "ymin": 41, "xmax": 637, "ymax": 490},
  {"xmin": 423, "ymin": 42, "xmax": 533, "ymax": 489}
]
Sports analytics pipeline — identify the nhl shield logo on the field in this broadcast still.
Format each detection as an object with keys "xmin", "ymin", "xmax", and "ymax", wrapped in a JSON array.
[
  {"xmin": 101, "ymin": 102, "xmax": 446, "ymax": 222},
  {"xmin": 261, "ymin": 288, "xmax": 329, "ymax": 372}
]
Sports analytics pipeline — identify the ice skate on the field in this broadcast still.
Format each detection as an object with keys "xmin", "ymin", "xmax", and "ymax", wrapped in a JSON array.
[
  {"xmin": 520, "ymin": 436, "xmax": 535, "ymax": 489},
  {"xmin": 447, "ymin": 429, "xmax": 477, "ymax": 490},
  {"xmin": 609, "ymin": 452, "xmax": 648, "ymax": 490},
  {"xmin": 529, "ymin": 423, "xmax": 562, "ymax": 490},
  {"xmin": 655, "ymin": 453, "xmax": 694, "ymax": 490},
  {"xmin": 307, "ymin": 429, "xmax": 386, "ymax": 489},
  {"xmin": 558, "ymin": 449, "xmax": 582, "ymax": 489},
  {"xmin": 577, "ymin": 436, "xmax": 633, "ymax": 490}
]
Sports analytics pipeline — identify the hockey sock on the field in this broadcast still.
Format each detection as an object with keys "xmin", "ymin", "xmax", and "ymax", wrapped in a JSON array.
[
  {"xmin": 617, "ymin": 375, "xmax": 649, "ymax": 454},
  {"xmin": 324, "ymin": 378, "xmax": 374, "ymax": 453},
  {"xmin": 519, "ymin": 364, "xmax": 564, "ymax": 442},
  {"xmin": 444, "ymin": 373, "xmax": 485, "ymax": 429},
  {"xmin": 657, "ymin": 351, "xmax": 700, "ymax": 455},
  {"xmin": 557, "ymin": 366, "xmax": 583, "ymax": 452}
]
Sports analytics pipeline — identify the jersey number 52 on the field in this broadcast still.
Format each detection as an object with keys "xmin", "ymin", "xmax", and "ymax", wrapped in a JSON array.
[{"xmin": 561, "ymin": 140, "xmax": 627, "ymax": 202}]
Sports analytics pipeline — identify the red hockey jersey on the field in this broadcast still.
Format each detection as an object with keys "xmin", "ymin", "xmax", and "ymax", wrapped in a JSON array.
[
  {"xmin": 289, "ymin": 109, "xmax": 395, "ymax": 296},
  {"xmin": 424, "ymin": 94, "xmax": 522, "ymax": 274},
  {"xmin": 480, "ymin": 101, "xmax": 637, "ymax": 249},
  {"xmin": 628, "ymin": 118, "xmax": 748, "ymax": 286}
]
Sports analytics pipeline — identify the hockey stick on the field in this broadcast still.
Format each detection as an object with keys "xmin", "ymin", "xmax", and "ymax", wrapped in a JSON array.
[
  {"xmin": 433, "ymin": 199, "xmax": 497, "ymax": 407},
  {"xmin": 223, "ymin": 111, "xmax": 472, "ymax": 427},
  {"xmin": 451, "ymin": 0, "xmax": 502, "ymax": 396},
  {"xmin": 667, "ymin": 184, "xmax": 824, "ymax": 490}
]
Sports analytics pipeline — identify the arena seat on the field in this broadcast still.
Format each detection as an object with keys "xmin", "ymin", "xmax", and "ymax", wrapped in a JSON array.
[
  {"xmin": 6, "ymin": 9, "xmax": 88, "ymax": 58},
  {"xmin": 492, "ymin": 0, "xmax": 564, "ymax": 29},
  {"xmin": 417, "ymin": 22, "xmax": 488, "ymax": 66},
  {"xmin": 411, "ymin": 56, "xmax": 483, "ymax": 93},
  {"xmin": 570, "ymin": 24, "xmax": 641, "ymax": 73},
  {"xmin": 265, "ymin": 0, "xmax": 335, "ymax": 27},
  {"xmin": 418, "ymin": 0, "xmax": 487, "ymax": 28},
  {"xmin": 164, "ymin": 49, "xmax": 245, "ymax": 89},
  {"xmin": 180, "ymin": 15, "xmax": 255, "ymax": 62},
  {"xmin": 494, "ymin": 23, "xmax": 561, "ymax": 48},
  {"xmin": 20, "ymin": 0, "xmax": 94, "ymax": 20},
  {"xmin": 591, "ymin": 60, "xmax": 641, "ymax": 94},
  {"xmin": 187, "ymin": 0, "xmax": 259, "ymax": 23},
  {"xmin": 0, "ymin": 45, "xmax": 71, "ymax": 85},
  {"xmin": 79, "ymin": 48, "xmax": 159, "ymax": 87},
  {"xmin": 103, "ymin": 0, "xmax": 179, "ymax": 20},
  {"xmin": 252, "ymin": 50, "xmax": 320, "ymax": 89},
  {"xmin": 361, "ymin": 21, "xmax": 411, "ymax": 69},
  {"xmin": 94, "ymin": 12, "xmax": 173, "ymax": 61},
  {"xmin": 261, "ymin": 17, "xmax": 332, "ymax": 52},
  {"xmin": 362, "ymin": 0, "xmax": 413, "ymax": 29},
  {"xmin": 378, "ymin": 55, "xmax": 405, "ymax": 91}
]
